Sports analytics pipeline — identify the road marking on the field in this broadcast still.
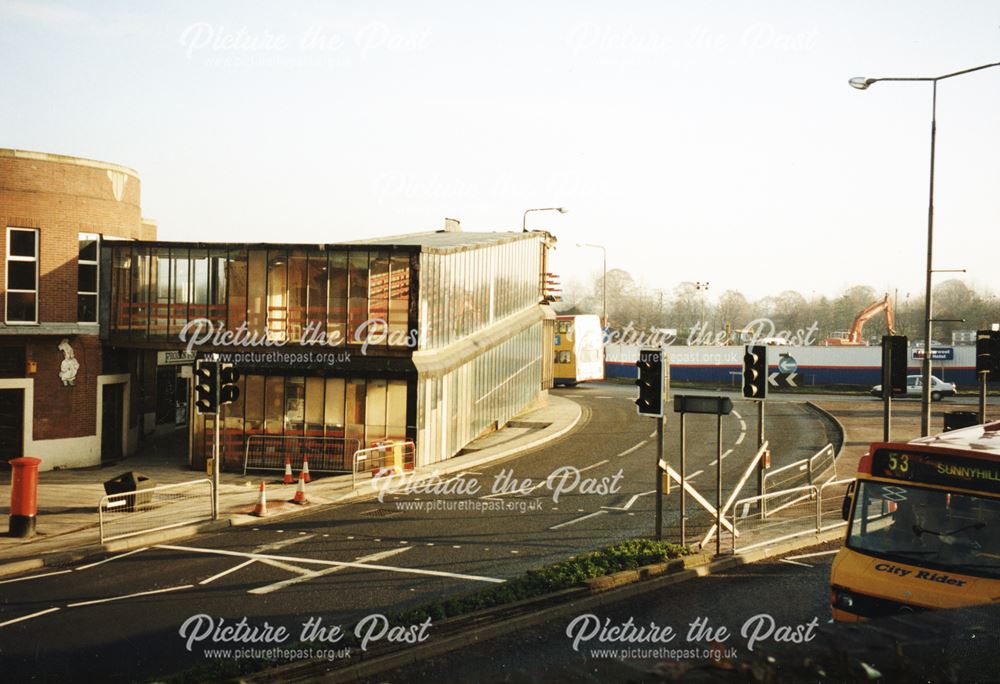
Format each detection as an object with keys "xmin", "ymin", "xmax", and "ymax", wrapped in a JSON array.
[
  {"xmin": 708, "ymin": 449, "xmax": 734, "ymax": 466},
  {"xmin": 249, "ymin": 548, "xmax": 411, "ymax": 595},
  {"xmin": 0, "ymin": 569, "xmax": 72, "ymax": 585},
  {"xmin": 0, "ymin": 607, "xmax": 61, "ymax": 628},
  {"xmin": 617, "ymin": 440, "xmax": 647, "ymax": 458},
  {"xmin": 735, "ymin": 432, "xmax": 745, "ymax": 446},
  {"xmin": 593, "ymin": 396, "xmax": 616, "ymax": 399},
  {"xmin": 260, "ymin": 558, "xmax": 313, "ymax": 575},
  {"xmin": 779, "ymin": 558, "xmax": 813, "ymax": 568},
  {"xmin": 154, "ymin": 544, "xmax": 503, "ymax": 584},
  {"xmin": 687, "ymin": 469, "xmax": 704, "ymax": 480},
  {"xmin": 578, "ymin": 459, "xmax": 609, "ymax": 473},
  {"xmin": 549, "ymin": 510, "xmax": 608, "ymax": 530},
  {"xmin": 601, "ymin": 490, "xmax": 656, "ymax": 511},
  {"xmin": 199, "ymin": 559, "xmax": 257, "ymax": 585},
  {"xmin": 732, "ymin": 410, "xmax": 742, "ymax": 419},
  {"xmin": 253, "ymin": 534, "xmax": 315, "ymax": 553},
  {"xmin": 75, "ymin": 547, "xmax": 150, "ymax": 571},
  {"xmin": 785, "ymin": 549, "xmax": 840, "ymax": 561},
  {"xmin": 67, "ymin": 584, "xmax": 193, "ymax": 608}
]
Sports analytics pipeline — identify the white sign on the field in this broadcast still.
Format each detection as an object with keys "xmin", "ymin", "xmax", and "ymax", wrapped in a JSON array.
[{"xmin": 158, "ymin": 351, "xmax": 197, "ymax": 366}]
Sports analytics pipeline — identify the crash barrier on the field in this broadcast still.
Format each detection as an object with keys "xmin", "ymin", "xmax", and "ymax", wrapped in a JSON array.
[
  {"xmin": 243, "ymin": 436, "xmax": 361, "ymax": 476},
  {"xmin": 731, "ymin": 478, "xmax": 854, "ymax": 554},
  {"xmin": 99, "ymin": 478, "xmax": 213, "ymax": 544},
  {"xmin": 352, "ymin": 441, "xmax": 416, "ymax": 489}
]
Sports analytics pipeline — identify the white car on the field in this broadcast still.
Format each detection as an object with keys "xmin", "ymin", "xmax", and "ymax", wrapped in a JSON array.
[{"xmin": 871, "ymin": 374, "xmax": 957, "ymax": 401}]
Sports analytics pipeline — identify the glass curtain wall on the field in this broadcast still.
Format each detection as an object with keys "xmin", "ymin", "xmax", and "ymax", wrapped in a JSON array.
[
  {"xmin": 418, "ymin": 236, "xmax": 541, "ymax": 350},
  {"xmin": 416, "ymin": 321, "xmax": 542, "ymax": 465}
]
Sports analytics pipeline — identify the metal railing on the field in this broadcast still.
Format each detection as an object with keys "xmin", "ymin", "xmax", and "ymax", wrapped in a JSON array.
[
  {"xmin": 352, "ymin": 441, "xmax": 416, "ymax": 489},
  {"xmin": 762, "ymin": 442, "xmax": 837, "ymax": 494},
  {"xmin": 731, "ymin": 477, "xmax": 854, "ymax": 554},
  {"xmin": 99, "ymin": 478, "xmax": 213, "ymax": 544},
  {"xmin": 243, "ymin": 435, "xmax": 361, "ymax": 476}
]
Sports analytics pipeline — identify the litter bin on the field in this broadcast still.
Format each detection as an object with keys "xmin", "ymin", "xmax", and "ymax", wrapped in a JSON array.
[
  {"xmin": 943, "ymin": 411, "xmax": 979, "ymax": 432},
  {"xmin": 103, "ymin": 471, "xmax": 156, "ymax": 512}
]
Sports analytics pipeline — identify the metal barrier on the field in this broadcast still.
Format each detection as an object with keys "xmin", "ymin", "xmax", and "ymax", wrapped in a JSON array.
[
  {"xmin": 243, "ymin": 436, "xmax": 361, "ymax": 476},
  {"xmin": 731, "ymin": 478, "xmax": 854, "ymax": 554},
  {"xmin": 352, "ymin": 441, "xmax": 416, "ymax": 489},
  {"xmin": 762, "ymin": 442, "xmax": 837, "ymax": 494},
  {"xmin": 99, "ymin": 478, "xmax": 213, "ymax": 544}
]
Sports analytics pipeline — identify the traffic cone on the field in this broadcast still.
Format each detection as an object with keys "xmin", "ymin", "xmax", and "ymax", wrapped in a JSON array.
[
  {"xmin": 283, "ymin": 455, "xmax": 294, "ymax": 484},
  {"xmin": 300, "ymin": 455, "xmax": 311, "ymax": 483},
  {"xmin": 251, "ymin": 481, "xmax": 268, "ymax": 517},
  {"xmin": 290, "ymin": 472, "xmax": 309, "ymax": 505}
]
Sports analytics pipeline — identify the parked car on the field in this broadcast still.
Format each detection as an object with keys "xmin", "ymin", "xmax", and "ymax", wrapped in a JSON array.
[{"xmin": 870, "ymin": 374, "xmax": 957, "ymax": 401}]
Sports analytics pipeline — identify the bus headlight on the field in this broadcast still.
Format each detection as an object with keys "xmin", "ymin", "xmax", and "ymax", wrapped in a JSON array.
[{"xmin": 832, "ymin": 587, "xmax": 855, "ymax": 609}]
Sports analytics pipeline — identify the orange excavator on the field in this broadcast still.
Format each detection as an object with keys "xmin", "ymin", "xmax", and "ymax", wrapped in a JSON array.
[{"xmin": 822, "ymin": 293, "xmax": 896, "ymax": 346}]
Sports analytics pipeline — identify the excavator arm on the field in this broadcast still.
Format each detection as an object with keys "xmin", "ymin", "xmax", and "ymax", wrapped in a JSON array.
[{"xmin": 847, "ymin": 293, "xmax": 895, "ymax": 344}]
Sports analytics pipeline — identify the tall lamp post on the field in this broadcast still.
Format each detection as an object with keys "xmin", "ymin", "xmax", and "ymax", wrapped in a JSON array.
[
  {"xmin": 849, "ymin": 61, "xmax": 1000, "ymax": 436},
  {"xmin": 522, "ymin": 207, "xmax": 567, "ymax": 232},
  {"xmin": 577, "ymin": 243, "xmax": 607, "ymax": 329}
]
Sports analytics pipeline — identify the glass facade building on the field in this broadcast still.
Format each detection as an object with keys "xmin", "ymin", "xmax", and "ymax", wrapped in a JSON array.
[{"xmin": 101, "ymin": 231, "xmax": 551, "ymax": 470}]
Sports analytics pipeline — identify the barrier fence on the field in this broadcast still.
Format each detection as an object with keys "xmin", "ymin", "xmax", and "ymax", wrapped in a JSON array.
[
  {"xmin": 99, "ymin": 478, "xmax": 213, "ymax": 544},
  {"xmin": 352, "ymin": 441, "xmax": 416, "ymax": 489},
  {"xmin": 731, "ymin": 477, "xmax": 854, "ymax": 554},
  {"xmin": 762, "ymin": 442, "xmax": 837, "ymax": 494},
  {"xmin": 243, "ymin": 436, "xmax": 361, "ymax": 476}
]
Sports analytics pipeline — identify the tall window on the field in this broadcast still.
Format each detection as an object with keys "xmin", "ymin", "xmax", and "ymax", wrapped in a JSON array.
[
  {"xmin": 77, "ymin": 233, "xmax": 100, "ymax": 323},
  {"xmin": 6, "ymin": 228, "xmax": 38, "ymax": 323}
]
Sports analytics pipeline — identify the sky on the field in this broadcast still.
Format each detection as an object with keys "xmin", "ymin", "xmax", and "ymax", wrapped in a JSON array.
[{"xmin": 1, "ymin": 0, "xmax": 998, "ymax": 302}]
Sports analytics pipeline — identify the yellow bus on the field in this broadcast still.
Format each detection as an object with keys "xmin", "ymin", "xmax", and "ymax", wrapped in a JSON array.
[
  {"xmin": 553, "ymin": 314, "xmax": 604, "ymax": 386},
  {"xmin": 831, "ymin": 420, "xmax": 1000, "ymax": 621}
]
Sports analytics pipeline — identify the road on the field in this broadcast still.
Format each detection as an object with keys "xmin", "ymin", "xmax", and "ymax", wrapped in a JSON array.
[{"xmin": 0, "ymin": 384, "xmax": 833, "ymax": 681}]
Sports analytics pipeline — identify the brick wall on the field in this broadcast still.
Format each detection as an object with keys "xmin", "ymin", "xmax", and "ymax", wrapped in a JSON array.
[{"xmin": 27, "ymin": 335, "xmax": 102, "ymax": 440}]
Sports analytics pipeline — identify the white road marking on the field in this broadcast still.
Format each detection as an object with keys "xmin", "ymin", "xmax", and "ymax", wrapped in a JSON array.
[
  {"xmin": 249, "ymin": 548, "xmax": 411, "ymax": 595},
  {"xmin": 549, "ymin": 510, "xmax": 608, "ymax": 530},
  {"xmin": 75, "ymin": 547, "xmax": 150, "ymax": 571},
  {"xmin": 709, "ymin": 449, "xmax": 734, "ymax": 466},
  {"xmin": 480, "ymin": 478, "xmax": 547, "ymax": 499},
  {"xmin": 786, "ymin": 549, "xmax": 840, "ymax": 561},
  {"xmin": 199, "ymin": 559, "xmax": 257, "ymax": 585},
  {"xmin": 649, "ymin": 430, "xmax": 657, "ymax": 439},
  {"xmin": 601, "ymin": 490, "xmax": 656, "ymax": 511},
  {"xmin": 578, "ymin": 459, "xmax": 609, "ymax": 473},
  {"xmin": 687, "ymin": 469, "xmax": 704, "ymax": 480},
  {"xmin": 779, "ymin": 558, "xmax": 813, "ymax": 568},
  {"xmin": 67, "ymin": 584, "xmax": 193, "ymax": 608},
  {"xmin": 0, "ymin": 607, "xmax": 60, "ymax": 628},
  {"xmin": 260, "ymin": 558, "xmax": 313, "ymax": 576},
  {"xmin": 254, "ymin": 534, "xmax": 315, "ymax": 553},
  {"xmin": 155, "ymin": 544, "xmax": 503, "ymax": 584},
  {"xmin": 0, "ymin": 569, "xmax": 72, "ymax": 585},
  {"xmin": 735, "ymin": 432, "xmax": 745, "ymax": 446},
  {"xmin": 593, "ymin": 396, "xmax": 616, "ymax": 399},
  {"xmin": 618, "ymin": 440, "xmax": 647, "ymax": 457},
  {"xmin": 732, "ymin": 410, "xmax": 742, "ymax": 419}
]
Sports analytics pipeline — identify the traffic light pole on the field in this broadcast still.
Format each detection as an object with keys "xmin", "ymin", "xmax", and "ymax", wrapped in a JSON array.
[
  {"xmin": 679, "ymin": 412, "xmax": 686, "ymax": 546},
  {"xmin": 655, "ymin": 415, "xmax": 663, "ymax": 541},
  {"xmin": 980, "ymin": 371, "xmax": 989, "ymax": 424},
  {"xmin": 212, "ymin": 388, "xmax": 221, "ymax": 521},
  {"xmin": 715, "ymin": 413, "xmax": 723, "ymax": 557},
  {"xmin": 756, "ymin": 401, "xmax": 765, "ymax": 500}
]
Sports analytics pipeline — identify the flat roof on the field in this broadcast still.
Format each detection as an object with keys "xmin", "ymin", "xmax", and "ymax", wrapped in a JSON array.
[
  {"xmin": 0, "ymin": 148, "xmax": 140, "ymax": 179},
  {"xmin": 350, "ymin": 230, "xmax": 543, "ymax": 252}
]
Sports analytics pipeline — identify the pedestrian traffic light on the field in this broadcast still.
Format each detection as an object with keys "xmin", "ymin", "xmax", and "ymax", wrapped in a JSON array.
[
  {"xmin": 635, "ymin": 349, "xmax": 664, "ymax": 417},
  {"xmin": 219, "ymin": 363, "xmax": 240, "ymax": 405},
  {"xmin": 882, "ymin": 335, "xmax": 908, "ymax": 396},
  {"xmin": 194, "ymin": 360, "xmax": 219, "ymax": 415},
  {"xmin": 977, "ymin": 330, "xmax": 1000, "ymax": 375},
  {"xmin": 742, "ymin": 345, "xmax": 767, "ymax": 400}
]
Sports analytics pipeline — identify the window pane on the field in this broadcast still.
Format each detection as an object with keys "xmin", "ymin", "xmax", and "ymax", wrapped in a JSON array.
[
  {"xmin": 79, "ymin": 236, "xmax": 98, "ymax": 262},
  {"xmin": 264, "ymin": 376, "xmax": 284, "ymax": 435},
  {"xmin": 78, "ymin": 293, "xmax": 97, "ymax": 323},
  {"xmin": 284, "ymin": 376, "xmax": 305, "ymax": 436},
  {"xmin": 387, "ymin": 380, "xmax": 407, "ymax": 440},
  {"xmin": 345, "ymin": 377, "xmax": 366, "ymax": 445},
  {"xmin": 78, "ymin": 263, "xmax": 98, "ymax": 293},
  {"xmin": 388, "ymin": 254, "xmax": 410, "ymax": 347},
  {"xmin": 244, "ymin": 375, "xmax": 265, "ymax": 435},
  {"xmin": 327, "ymin": 252, "xmax": 348, "ymax": 345},
  {"xmin": 366, "ymin": 378, "xmax": 387, "ymax": 442},
  {"xmin": 7, "ymin": 261, "xmax": 35, "ymax": 290},
  {"xmin": 368, "ymin": 251, "xmax": 389, "ymax": 345},
  {"xmin": 348, "ymin": 251, "xmax": 369, "ymax": 343},
  {"xmin": 287, "ymin": 250, "xmax": 308, "ymax": 343},
  {"xmin": 6, "ymin": 292, "xmax": 35, "ymax": 322},
  {"xmin": 151, "ymin": 248, "xmax": 171, "ymax": 335},
  {"xmin": 306, "ymin": 253, "xmax": 327, "ymax": 336},
  {"xmin": 171, "ymin": 249, "xmax": 190, "ymax": 332},
  {"xmin": 305, "ymin": 377, "xmax": 325, "ymax": 435},
  {"xmin": 324, "ymin": 378, "xmax": 345, "ymax": 437},
  {"xmin": 9, "ymin": 230, "xmax": 36, "ymax": 258},
  {"xmin": 209, "ymin": 249, "xmax": 227, "ymax": 326},
  {"xmin": 227, "ymin": 250, "xmax": 248, "ymax": 331},
  {"xmin": 248, "ymin": 250, "xmax": 266, "ymax": 335},
  {"xmin": 267, "ymin": 250, "xmax": 287, "ymax": 341}
]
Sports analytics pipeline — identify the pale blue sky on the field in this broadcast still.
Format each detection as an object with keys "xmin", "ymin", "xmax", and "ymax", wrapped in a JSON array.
[{"xmin": 2, "ymin": 1, "xmax": 998, "ymax": 300}]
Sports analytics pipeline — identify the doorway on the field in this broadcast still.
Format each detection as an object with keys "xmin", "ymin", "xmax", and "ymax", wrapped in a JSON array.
[
  {"xmin": 101, "ymin": 383, "xmax": 124, "ymax": 463},
  {"xmin": 0, "ymin": 388, "xmax": 25, "ymax": 464}
]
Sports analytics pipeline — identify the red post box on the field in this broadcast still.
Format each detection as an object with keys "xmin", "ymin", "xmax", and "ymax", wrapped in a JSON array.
[{"xmin": 8, "ymin": 457, "xmax": 41, "ymax": 538}]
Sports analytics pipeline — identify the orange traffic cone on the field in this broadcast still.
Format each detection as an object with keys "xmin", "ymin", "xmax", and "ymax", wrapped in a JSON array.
[
  {"xmin": 301, "ymin": 455, "xmax": 311, "ymax": 483},
  {"xmin": 251, "ymin": 481, "xmax": 268, "ymax": 517},
  {"xmin": 283, "ymin": 455, "xmax": 294, "ymax": 484},
  {"xmin": 290, "ymin": 472, "xmax": 309, "ymax": 505}
]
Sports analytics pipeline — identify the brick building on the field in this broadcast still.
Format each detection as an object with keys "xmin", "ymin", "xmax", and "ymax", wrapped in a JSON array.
[{"xmin": 0, "ymin": 149, "xmax": 157, "ymax": 470}]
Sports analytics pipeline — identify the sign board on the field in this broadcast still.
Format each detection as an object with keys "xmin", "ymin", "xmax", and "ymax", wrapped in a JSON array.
[
  {"xmin": 673, "ymin": 395, "xmax": 732, "ymax": 416},
  {"xmin": 157, "ymin": 350, "xmax": 197, "ymax": 366},
  {"xmin": 912, "ymin": 347, "xmax": 954, "ymax": 361},
  {"xmin": 777, "ymin": 354, "xmax": 798, "ymax": 375}
]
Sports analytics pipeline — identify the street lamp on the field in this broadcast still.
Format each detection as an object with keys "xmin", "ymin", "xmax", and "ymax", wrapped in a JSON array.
[
  {"xmin": 522, "ymin": 207, "xmax": 567, "ymax": 232},
  {"xmin": 695, "ymin": 281, "xmax": 710, "ymax": 329},
  {"xmin": 849, "ymin": 61, "xmax": 1000, "ymax": 436},
  {"xmin": 577, "ymin": 243, "xmax": 607, "ymax": 329}
]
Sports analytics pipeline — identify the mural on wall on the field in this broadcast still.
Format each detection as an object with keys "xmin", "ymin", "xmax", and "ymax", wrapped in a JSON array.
[{"xmin": 58, "ymin": 338, "xmax": 80, "ymax": 386}]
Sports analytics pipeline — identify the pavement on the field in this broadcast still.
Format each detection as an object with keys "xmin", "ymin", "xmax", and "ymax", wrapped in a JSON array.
[{"xmin": 0, "ymin": 393, "xmax": 582, "ymax": 572}]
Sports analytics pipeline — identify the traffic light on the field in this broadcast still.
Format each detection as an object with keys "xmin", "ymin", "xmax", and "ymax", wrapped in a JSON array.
[
  {"xmin": 635, "ymin": 349, "xmax": 664, "ymax": 417},
  {"xmin": 220, "ymin": 363, "xmax": 240, "ymax": 405},
  {"xmin": 882, "ymin": 335, "xmax": 908, "ymax": 395},
  {"xmin": 742, "ymin": 345, "xmax": 767, "ymax": 400},
  {"xmin": 194, "ymin": 360, "xmax": 219, "ymax": 415},
  {"xmin": 977, "ymin": 330, "xmax": 1000, "ymax": 375}
]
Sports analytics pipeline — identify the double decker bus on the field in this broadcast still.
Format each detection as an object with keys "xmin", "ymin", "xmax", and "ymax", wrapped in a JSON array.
[
  {"xmin": 831, "ymin": 420, "xmax": 1000, "ymax": 621},
  {"xmin": 553, "ymin": 314, "xmax": 604, "ymax": 386}
]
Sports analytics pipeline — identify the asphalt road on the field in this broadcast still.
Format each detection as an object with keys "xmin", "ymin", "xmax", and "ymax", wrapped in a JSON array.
[
  {"xmin": 0, "ymin": 385, "xmax": 834, "ymax": 682},
  {"xmin": 385, "ymin": 540, "xmax": 844, "ymax": 683}
]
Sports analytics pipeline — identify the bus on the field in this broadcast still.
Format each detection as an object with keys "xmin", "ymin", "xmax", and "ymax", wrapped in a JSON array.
[
  {"xmin": 553, "ymin": 314, "xmax": 604, "ymax": 386},
  {"xmin": 830, "ymin": 420, "xmax": 1000, "ymax": 621}
]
